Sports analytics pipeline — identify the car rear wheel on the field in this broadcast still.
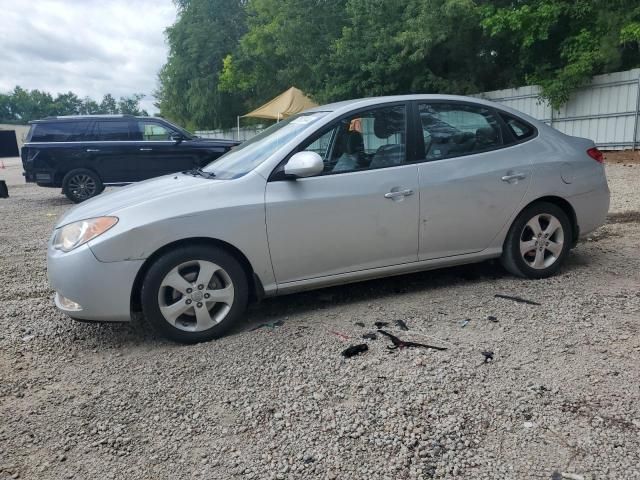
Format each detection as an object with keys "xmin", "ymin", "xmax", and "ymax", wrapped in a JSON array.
[
  {"xmin": 141, "ymin": 245, "xmax": 249, "ymax": 343},
  {"xmin": 62, "ymin": 168, "xmax": 104, "ymax": 203},
  {"xmin": 501, "ymin": 202, "xmax": 572, "ymax": 279}
]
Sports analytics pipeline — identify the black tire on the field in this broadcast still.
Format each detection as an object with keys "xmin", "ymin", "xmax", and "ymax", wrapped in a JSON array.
[
  {"xmin": 62, "ymin": 168, "xmax": 104, "ymax": 203},
  {"xmin": 501, "ymin": 202, "xmax": 572, "ymax": 279},
  {"xmin": 141, "ymin": 245, "xmax": 249, "ymax": 343}
]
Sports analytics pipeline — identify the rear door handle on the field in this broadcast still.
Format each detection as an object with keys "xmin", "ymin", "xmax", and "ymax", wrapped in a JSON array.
[
  {"xmin": 86, "ymin": 148, "xmax": 100, "ymax": 152},
  {"xmin": 384, "ymin": 188, "xmax": 414, "ymax": 199},
  {"xmin": 139, "ymin": 148, "xmax": 153, "ymax": 151},
  {"xmin": 501, "ymin": 173, "xmax": 527, "ymax": 182}
]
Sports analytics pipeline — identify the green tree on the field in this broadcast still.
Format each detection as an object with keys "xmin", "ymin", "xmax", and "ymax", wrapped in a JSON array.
[
  {"xmin": 219, "ymin": 0, "xmax": 348, "ymax": 108},
  {"xmin": 482, "ymin": 0, "xmax": 640, "ymax": 107},
  {"xmin": 0, "ymin": 87, "xmax": 148, "ymax": 123},
  {"xmin": 99, "ymin": 94, "xmax": 118, "ymax": 114},
  {"xmin": 157, "ymin": 0, "xmax": 247, "ymax": 129}
]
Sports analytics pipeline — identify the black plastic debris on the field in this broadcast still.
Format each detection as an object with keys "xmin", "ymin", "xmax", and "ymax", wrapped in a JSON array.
[
  {"xmin": 341, "ymin": 344, "xmax": 369, "ymax": 358},
  {"xmin": 362, "ymin": 332, "xmax": 377, "ymax": 340},
  {"xmin": 355, "ymin": 322, "xmax": 365, "ymax": 327},
  {"xmin": 395, "ymin": 319, "xmax": 409, "ymax": 331},
  {"xmin": 487, "ymin": 315, "xmax": 498, "ymax": 323},
  {"xmin": 551, "ymin": 471, "xmax": 562, "ymax": 480},
  {"xmin": 378, "ymin": 330, "xmax": 447, "ymax": 351},
  {"xmin": 0, "ymin": 180, "xmax": 8, "ymax": 198},
  {"xmin": 374, "ymin": 321, "xmax": 389, "ymax": 328},
  {"xmin": 481, "ymin": 351, "xmax": 494, "ymax": 363},
  {"xmin": 494, "ymin": 294, "xmax": 541, "ymax": 306},
  {"xmin": 250, "ymin": 319, "xmax": 284, "ymax": 331}
]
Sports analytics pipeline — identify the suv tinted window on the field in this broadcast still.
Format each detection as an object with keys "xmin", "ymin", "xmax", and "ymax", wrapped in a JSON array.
[
  {"xmin": 29, "ymin": 121, "xmax": 89, "ymax": 142},
  {"xmin": 500, "ymin": 113, "xmax": 535, "ymax": 142},
  {"xmin": 93, "ymin": 121, "xmax": 131, "ymax": 141},
  {"xmin": 418, "ymin": 103, "xmax": 502, "ymax": 160}
]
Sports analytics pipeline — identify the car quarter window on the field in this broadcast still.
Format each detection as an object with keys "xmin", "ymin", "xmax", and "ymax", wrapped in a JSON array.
[
  {"xmin": 500, "ymin": 113, "xmax": 535, "ymax": 142},
  {"xmin": 136, "ymin": 121, "xmax": 175, "ymax": 141},
  {"xmin": 418, "ymin": 103, "xmax": 502, "ymax": 161},
  {"xmin": 93, "ymin": 121, "xmax": 131, "ymax": 141},
  {"xmin": 298, "ymin": 105, "xmax": 407, "ymax": 175}
]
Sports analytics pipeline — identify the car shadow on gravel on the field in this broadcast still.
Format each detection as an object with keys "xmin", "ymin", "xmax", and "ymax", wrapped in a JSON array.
[{"xmin": 241, "ymin": 260, "xmax": 511, "ymax": 331}]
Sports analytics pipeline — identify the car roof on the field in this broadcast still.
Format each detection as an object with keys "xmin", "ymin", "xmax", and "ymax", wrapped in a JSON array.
[
  {"xmin": 30, "ymin": 115, "xmax": 164, "ymax": 124},
  {"xmin": 305, "ymin": 94, "xmax": 540, "ymax": 124}
]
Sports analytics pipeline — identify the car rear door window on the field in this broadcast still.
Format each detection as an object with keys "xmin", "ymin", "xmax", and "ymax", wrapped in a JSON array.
[
  {"xmin": 298, "ymin": 105, "xmax": 407, "ymax": 174},
  {"xmin": 29, "ymin": 121, "xmax": 90, "ymax": 142},
  {"xmin": 93, "ymin": 121, "xmax": 131, "ymax": 141},
  {"xmin": 418, "ymin": 103, "xmax": 502, "ymax": 161}
]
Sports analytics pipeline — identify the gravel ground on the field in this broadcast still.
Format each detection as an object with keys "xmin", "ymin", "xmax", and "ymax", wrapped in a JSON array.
[{"xmin": 1, "ymin": 156, "xmax": 639, "ymax": 480}]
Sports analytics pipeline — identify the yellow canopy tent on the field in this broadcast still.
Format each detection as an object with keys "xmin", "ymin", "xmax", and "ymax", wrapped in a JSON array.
[{"xmin": 243, "ymin": 87, "xmax": 318, "ymax": 121}]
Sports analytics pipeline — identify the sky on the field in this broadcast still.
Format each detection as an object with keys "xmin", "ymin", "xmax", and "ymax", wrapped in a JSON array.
[{"xmin": 0, "ymin": 0, "xmax": 177, "ymax": 114}]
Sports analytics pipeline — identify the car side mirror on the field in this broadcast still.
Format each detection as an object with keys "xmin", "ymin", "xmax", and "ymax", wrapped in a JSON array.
[
  {"xmin": 170, "ymin": 133, "xmax": 185, "ymax": 144},
  {"xmin": 284, "ymin": 151, "xmax": 324, "ymax": 178}
]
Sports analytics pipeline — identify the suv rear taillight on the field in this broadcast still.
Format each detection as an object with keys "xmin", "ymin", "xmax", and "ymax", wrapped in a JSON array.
[{"xmin": 587, "ymin": 147, "xmax": 604, "ymax": 164}]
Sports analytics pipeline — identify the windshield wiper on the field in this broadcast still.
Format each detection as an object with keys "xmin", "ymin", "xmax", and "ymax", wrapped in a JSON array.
[{"xmin": 185, "ymin": 167, "xmax": 216, "ymax": 179}]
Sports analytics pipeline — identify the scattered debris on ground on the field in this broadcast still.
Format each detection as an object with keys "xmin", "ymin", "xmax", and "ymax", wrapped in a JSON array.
[
  {"xmin": 481, "ymin": 350, "xmax": 494, "ymax": 363},
  {"xmin": 395, "ymin": 319, "xmax": 409, "ymax": 331},
  {"xmin": 250, "ymin": 319, "xmax": 284, "ymax": 331},
  {"xmin": 494, "ymin": 293, "xmax": 541, "ymax": 305},
  {"xmin": 362, "ymin": 332, "xmax": 377, "ymax": 340},
  {"xmin": 378, "ymin": 330, "xmax": 448, "ymax": 352},
  {"xmin": 341, "ymin": 344, "xmax": 368, "ymax": 358}
]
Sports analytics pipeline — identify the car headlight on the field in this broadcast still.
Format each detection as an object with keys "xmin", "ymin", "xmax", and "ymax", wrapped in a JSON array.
[{"xmin": 53, "ymin": 217, "xmax": 118, "ymax": 252}]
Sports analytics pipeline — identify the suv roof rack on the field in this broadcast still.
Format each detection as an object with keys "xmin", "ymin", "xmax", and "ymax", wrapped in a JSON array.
[{"xmin": 42, "ymin": 114, "xmax": 136, "ymax": 120}]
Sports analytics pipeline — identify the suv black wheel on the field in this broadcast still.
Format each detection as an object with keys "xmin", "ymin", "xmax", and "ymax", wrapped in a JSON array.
[
  {"xmin": 141, "ymin": 245, "xmax": 249, "ymax": 343},
  {"xmin": 501, "ymin": 202, "xmax": 572, "ymax": 279},
  {"xmin": 62, "ymin": 168, "xmax": 104, "ymax": 203}
]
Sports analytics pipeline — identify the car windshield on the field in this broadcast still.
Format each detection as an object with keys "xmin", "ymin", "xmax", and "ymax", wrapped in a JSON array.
[{"xmin": 202, "ymin": 112, "xmax": 328, "ymax": 179}]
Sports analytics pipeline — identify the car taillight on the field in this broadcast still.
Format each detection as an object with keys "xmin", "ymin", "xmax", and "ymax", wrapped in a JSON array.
[{"xmin": 587, "ymin": 147, "xmax": 604, "ymax": 164}]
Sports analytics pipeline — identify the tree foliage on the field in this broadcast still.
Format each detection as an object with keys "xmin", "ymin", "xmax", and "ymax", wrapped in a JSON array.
[
  {"xmin": 156, "ymin": 0, "xmax": 246, "ymax": 130},
  {"xmin": 0, "ymin": 87, "xmax": 147, "ymax": 124},
  {"xmin": 158, "ymin": 0, "xmax": 640, "ymax": 128}
]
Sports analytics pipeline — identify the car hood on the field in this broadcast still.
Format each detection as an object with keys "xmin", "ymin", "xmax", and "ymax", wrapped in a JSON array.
[{"xmin": 56, "ymin": 173, "xmax": 214, "ymax": 227}]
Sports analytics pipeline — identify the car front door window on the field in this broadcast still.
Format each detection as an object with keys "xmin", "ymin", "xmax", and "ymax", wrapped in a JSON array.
[
  {"xmin": 137, "ymin": 122, "xmax": 174, "ymax": 141},
  {"xmin": 297, "ymin": 105, "xmax": 407, "ymax": 175}
]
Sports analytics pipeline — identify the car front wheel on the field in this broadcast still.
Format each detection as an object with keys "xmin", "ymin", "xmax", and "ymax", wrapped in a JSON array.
[
  {"xmin": 501, "ymin": 202, "xmax": 572, "ymax": 279},
  {"xmin": 141, "ymin": 245, "xmax": 249, "ymax": 343}
]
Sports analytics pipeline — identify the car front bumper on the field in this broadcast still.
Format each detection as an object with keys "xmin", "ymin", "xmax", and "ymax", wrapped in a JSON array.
[{"xmin": 47, "ymin": 243, "xmax": 144, "ymax": 322}]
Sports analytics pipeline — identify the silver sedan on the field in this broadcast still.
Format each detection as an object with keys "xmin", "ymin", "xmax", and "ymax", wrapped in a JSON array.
[{"xmin": 47, "ymin": 95, "xmax": 610, "ymax": 342}]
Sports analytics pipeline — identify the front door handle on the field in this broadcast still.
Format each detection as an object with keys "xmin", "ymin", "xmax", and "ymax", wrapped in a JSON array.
[
  {"xmin": 86, "ymin": 148, "xmax": 100, "ymax": 152},
  {"xmin": 501, "ymin": 173, "xmax": 527, "ymax": 182},
  {"xmin": 384, "ymin": 188, "xmax": 414, "ymax": 199},
  {"xmin": 139, "ymin": 148, "xmax": 153, "ymax": 151}
]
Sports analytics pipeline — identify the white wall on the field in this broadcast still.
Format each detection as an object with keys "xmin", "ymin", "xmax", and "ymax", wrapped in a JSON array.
[
  {"xmin": 474, "ymin": 68, "xmax": 640, "ymax": 150},
  {"xmin": 0, "ymin": 124, "xmax": 30, "ymax": 151}
]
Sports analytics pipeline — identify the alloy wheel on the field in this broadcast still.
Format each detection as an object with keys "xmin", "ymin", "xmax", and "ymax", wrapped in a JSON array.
[
  {"xmin": 157, "ymin": 260, "xmax": 235, "ymax": 332},
  {"xmin": 67, "ymin": 174, "xmax": 97, "ymax": 200},
  {"xmin": 519, "ymin": 213, "xmax": 564, "ymax": 269}
]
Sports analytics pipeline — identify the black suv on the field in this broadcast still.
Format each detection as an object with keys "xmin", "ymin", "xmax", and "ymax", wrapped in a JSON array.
[{"xmin": 22, "ymin": 115, "xmax": 239, "ymax": 202}]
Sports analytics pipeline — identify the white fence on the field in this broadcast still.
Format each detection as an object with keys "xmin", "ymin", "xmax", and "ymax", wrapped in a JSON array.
[
  {"xmin": 196, "ymin": 126, "xmax": 264, "ymax": 142},
  {"xmin": 474, "ymin": 68, "xmax": 640, "ymax": 150},
  {"xmin": 198, "ymin": 68, "xmax": 640, "ymax": 150}
]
